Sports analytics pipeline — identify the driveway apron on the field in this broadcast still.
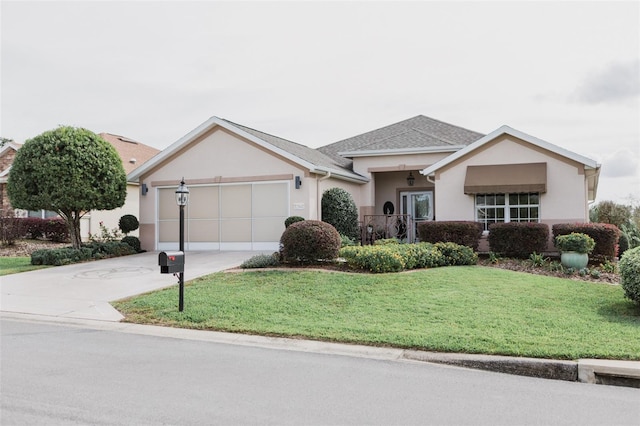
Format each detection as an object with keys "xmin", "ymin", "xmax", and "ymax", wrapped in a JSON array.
[{"xmin": 0, "ymin": 251, "xmax": 260, "ymax": 321}]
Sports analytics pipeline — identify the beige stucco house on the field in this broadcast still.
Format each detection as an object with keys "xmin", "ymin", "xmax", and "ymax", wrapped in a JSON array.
[{"xmin": 129, "ymin": 115, "xmax": 600, "ymax": 252}]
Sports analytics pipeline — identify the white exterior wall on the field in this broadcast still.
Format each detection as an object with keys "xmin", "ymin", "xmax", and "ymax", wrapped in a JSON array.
[
  {"xmin": 433, "ymin": 135, "xmax": 589, "ymax": 224},
  {"xmin": 80, "ymin": 184, "xmax": 141, "ymax": 240}
]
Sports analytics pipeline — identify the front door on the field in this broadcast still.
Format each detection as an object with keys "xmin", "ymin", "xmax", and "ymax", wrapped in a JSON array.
[{"xmin": 400, "ymin": 191, "xmax": 434, "ymax": 241}]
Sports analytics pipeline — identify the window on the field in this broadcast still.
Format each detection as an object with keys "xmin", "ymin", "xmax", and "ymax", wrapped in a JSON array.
[
  {"xmin": 28, "ymin": 210, "xmax": 58, "ymax": 219},
  {"xmin": 475, "ymin": 193, "xmax": 539, "ymax": 231}
]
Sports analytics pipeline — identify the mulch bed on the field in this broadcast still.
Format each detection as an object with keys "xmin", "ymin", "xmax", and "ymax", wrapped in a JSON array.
[{"xmin": 0, "ymin": 240, "xmax": 68, "ymax": 257}]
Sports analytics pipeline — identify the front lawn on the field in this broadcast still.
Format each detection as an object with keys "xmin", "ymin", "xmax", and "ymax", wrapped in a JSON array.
[
  {"xmin": 0, "ymin": 256, "xmax": 50, "ymax": 276},
  {"xmin": 114, "ymin": 266, "xmax": 640, "ymax": 360}
]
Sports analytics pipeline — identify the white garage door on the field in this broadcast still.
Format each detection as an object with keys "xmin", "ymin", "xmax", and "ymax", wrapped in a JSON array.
[{"xmin": 157, "ymin": 182, "xmax": 288, "ymax": 251}]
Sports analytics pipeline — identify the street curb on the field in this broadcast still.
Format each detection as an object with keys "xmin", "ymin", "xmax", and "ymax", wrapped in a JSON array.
[
  {"xmin": 4, "ymin": 312, "xmax": 639, "ymax": 387},
  {"xmin": 402, "ymin": 350, "xmax": 578, "ymax": 382}
]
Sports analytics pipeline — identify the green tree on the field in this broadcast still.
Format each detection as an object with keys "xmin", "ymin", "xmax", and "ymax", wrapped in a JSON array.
[
  {"xmin": 321, "ymin": 187, "xmax": 359, "ymax": 240},
  {"xmin": 7, "ymin": 127, "xmax": 126, "ymax": 248},
  {"xmin": 590, "ymin": 200, "xmax": 640, "ymax": 250}
]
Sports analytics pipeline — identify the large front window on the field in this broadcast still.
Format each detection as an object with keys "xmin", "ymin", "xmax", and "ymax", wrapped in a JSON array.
[{"xmin": 475, "ymin": 192, "xmax": 539, "ymax": 231}]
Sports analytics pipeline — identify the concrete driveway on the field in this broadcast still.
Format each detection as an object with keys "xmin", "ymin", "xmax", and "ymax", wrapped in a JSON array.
[{"xmin": 0, "ymin": 251, "xmax": 261, "ymax": 321}]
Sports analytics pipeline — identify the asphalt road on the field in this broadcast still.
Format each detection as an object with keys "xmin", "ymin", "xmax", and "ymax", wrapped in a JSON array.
[{"xmin": 2, "ymin": 318, "xmax": 639, "ymax": 425}]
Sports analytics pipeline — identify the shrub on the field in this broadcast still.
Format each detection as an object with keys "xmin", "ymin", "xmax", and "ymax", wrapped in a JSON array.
[
  {"xmin": 373, "ymin": 238, "xmax": 400, "ymax": 245},
  {"xmin": 85, "ymin": 241, "xmax": 136, "ymax": 257},
  {"xmin": 121, "ymin": 236, "xmax": 141, "ymax": 252},
  {"xmin": 339, "ymin": 242, "xmax": 475, "ymax": 273},
  {"xmin": 619, "ymin": 246, "xmax": 640, "ymax": 305},
  {"xmin": 240, "ymin": 253, "xmax": 281, "ymax": 269},
  {"xmin": 0, "ymin": 210, "xmax": 22, "ymax": 245},
  {"xmin": 89, "ymin": 221, "xmax": 122, "ymax": 242},
  {"xmin": 284, "ymin": 216, "xmax": 305, "ymax": 228},
  {"xmin": 554, "ymin": 232, "xmax": 596, "ymax": 254},
  {"xmin": 553, "ymin": 223, "xmax": 620, "ymax": 263},
  {"xmin": 119, "ymin": 214, "xmax": 139, "ymax": 235},
  {"xmin": 339, "ymin": 245, "xmax": 406, "ymax": 273},
  {"xmin": 321, "ymin": 188, "xmax": 359, "ymax": 240},
  {"xmin": 487, "ymin": 222, "xmax": 549, "ymax": 258},
  {"xmin": 280, "ymin": 220, "xmax": 341, "ymax": 264},
  {"xmin": 433, "ymin": 242, "xmax": 478, "ymax": 266},
  {"xmin": 31, "ymin": 247, "xmax": 93, "ymax": 266},
  {"xmin": 340, "ymin": 234, "xmax": 356, "ymax": 247},
  {"xmin": 417, "ymin": 221, "xmax": 483, "ymax": 251},
  {"xmin": 44, "ymin": 218, "xmax": 70, "ymax": 242}
]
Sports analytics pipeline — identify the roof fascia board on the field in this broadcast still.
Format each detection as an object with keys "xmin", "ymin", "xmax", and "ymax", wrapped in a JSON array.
[
  {"xmin": 339, "ymin": 146, "xmax": 465, "ymax": 158},
  {"xmin": 421, "ymin": 125, "xmax": 600, "ymax": 176},
  {"xmin": 311, "ymin": 167, "xmax": 369, "ymax": 183},
  {"xmin": 0, "ymin": 142, "xmax": 21, "ymax": 155}
]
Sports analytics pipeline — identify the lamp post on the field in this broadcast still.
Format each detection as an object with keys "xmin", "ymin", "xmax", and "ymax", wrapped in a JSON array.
[{"xmin": 175, "ymin": 178, "xmax": 189, "ymax": 312}]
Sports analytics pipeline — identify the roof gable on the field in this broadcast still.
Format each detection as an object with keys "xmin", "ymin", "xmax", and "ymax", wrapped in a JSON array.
[
  {"xmin": 421, "ymin": 125, "xmax": 600, "ymax": 176},
  {"xmin": 128, "ymin": 117, "xmax": 368, "ymax": 183},
  {"xmin": 318, "ymin": 115, "xmax": 484, "ymax": 161}
]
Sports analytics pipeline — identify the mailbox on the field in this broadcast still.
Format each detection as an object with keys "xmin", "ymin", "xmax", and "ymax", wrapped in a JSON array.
[{"xmin": 159, "ymin": 251, "xmax": 184, "ymax": 274}]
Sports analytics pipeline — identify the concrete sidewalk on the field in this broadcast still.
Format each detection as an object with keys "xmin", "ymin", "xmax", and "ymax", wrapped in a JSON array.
[{"xmin": 0, "ymin": 251, "xmax": 262, "ymax": 321}]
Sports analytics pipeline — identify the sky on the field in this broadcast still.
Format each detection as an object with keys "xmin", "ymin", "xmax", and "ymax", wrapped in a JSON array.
[{"xmin": 1, "ymin": 0, "xmax": 639, "ymax": 204}]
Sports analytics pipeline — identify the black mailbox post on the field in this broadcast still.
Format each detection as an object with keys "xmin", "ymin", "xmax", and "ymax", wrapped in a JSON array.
[{"xmin": 159, "ymin": 251, "xmax": 185, "ymax": 274}]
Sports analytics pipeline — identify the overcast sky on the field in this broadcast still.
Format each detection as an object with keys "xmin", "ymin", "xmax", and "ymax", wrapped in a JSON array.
[{"xmin": 2, "ymin": 0, "xmax": 638, "ymax": 204}]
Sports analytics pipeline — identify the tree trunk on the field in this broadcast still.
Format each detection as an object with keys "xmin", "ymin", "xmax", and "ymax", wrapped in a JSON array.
[{"xmin": 59, "ymin": 210, "xmax": 83, "ymax": 249}]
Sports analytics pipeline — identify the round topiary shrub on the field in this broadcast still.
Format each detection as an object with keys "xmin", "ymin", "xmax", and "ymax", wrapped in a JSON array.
[
  {"xmin": 321, "ymin": 188, "xmax": 359, "ymax": 240},
  {"xmin": 284, "ymin": 216, "xmax": 305, "ymax": 228},
  {"xmin": 280, "ymin": 220, "xmax": 341, "ymax": 264},
  {"xmin": 121, "ymin": 236, "xmax": 141, "ymax": 252},
  {"xmin": 118, "ymin": 214, "xmax": 139, "ymax": 235},
  {"xmin": 619, "ymin": 246, "xmax": 640, "ymax": 305}
]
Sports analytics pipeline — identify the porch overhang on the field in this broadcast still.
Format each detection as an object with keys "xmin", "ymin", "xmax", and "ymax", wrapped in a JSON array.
[{"xmin": 464, "ymin": 163, "xmax": 547, "ymax": 194}]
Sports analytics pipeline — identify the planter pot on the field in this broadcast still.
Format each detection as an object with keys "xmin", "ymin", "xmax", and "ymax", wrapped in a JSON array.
[{"xmin": 561, "ymin": 251, "xmax": 588, "ymax": 269}]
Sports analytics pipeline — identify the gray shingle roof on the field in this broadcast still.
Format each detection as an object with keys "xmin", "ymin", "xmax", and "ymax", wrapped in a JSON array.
[
  {"xmin": 220, "ymin": 118, "xmax": 357, "ymax": 174},
  {"xmin": 317, "ymin": 115, "xmax": 484, "ymax": 166}
]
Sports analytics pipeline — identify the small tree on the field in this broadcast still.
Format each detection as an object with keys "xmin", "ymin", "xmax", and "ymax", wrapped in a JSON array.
[
  {"xmin": 7, "ymin": 127, "xmax": 127, "ymax": 249},
  {"xmin": 119, "ymin": 214, "xmax": 139, "ymax": 235},
  {"xmin": 321, "ymin": 188, "xmax": 359, "ymax": 240}
]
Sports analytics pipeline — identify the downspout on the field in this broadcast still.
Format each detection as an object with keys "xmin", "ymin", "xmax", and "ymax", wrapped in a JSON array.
[{"xmin": 316, "ymin": 171, "xmax": 332, "ymax": 219}]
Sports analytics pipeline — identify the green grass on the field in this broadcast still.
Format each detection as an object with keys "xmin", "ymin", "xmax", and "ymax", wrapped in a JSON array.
[
  {"xmin": 114, "ymin": 266, "xmax": 640, "ymax": 360},
  {"xmin": 0, "ymin": 256, "xmax": 49, "ymax": 275}
]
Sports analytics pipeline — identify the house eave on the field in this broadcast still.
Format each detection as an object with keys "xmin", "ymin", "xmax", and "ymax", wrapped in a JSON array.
[
  {"xmin": 420, "ymin": 125, "xmax": 601, "ymax": 176},
  {"xmin": 339, "ymin": 146, "xmax": 465, "ymax": 158}
]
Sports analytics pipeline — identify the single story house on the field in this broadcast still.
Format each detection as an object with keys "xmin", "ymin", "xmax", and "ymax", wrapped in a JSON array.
[
  {"xmin": 128, "ymin": 115, "xmax": 600, "ymax": 252},
  {"xmin": 1, "ymin": 133, "xmax": 159, "ymax": 240}
]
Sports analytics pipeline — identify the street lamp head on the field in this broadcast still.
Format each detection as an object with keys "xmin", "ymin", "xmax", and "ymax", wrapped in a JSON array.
[{"xmin": 175, "ymin": 178, "xmax": 190, "ymax": 206}]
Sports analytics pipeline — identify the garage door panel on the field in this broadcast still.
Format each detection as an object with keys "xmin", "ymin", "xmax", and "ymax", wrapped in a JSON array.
[
  {"xmin": 189, "ymin": 220, "xmax": 219, "ymax": 242},
  {"xmin": 253, "ymin": 217, "xmax": 285, "ymax": 242},
  {"xmin": 221, "ymin": 185, "xmax": 251, "ymax": 218},
  {"xmin": 220, "ymin": 219, "xmax": 251, "ymax": 242},
  {"xmin": 158, "ymin": 220, "xmax": 179, "ymax": 242},
  {"xmin": 158, "ymin": 189, "xmax": 179, "ymax": 220},
  {"xmin": 253, "ymin": 183, "xmax": 288, "ymax": 217},
  {"xmin": 189, "ymin": 186, "xmax": 219, "ymax": 220}
]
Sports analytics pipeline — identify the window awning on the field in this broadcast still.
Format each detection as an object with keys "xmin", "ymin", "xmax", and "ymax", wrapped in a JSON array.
[{"xmin": 464, "ymin": 163, "xmax": 547, "ymax": 194}]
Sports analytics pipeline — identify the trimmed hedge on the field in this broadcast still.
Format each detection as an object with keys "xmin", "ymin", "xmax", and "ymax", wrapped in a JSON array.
[
  {"xmin": 553, "ymin": 223, "xmax": 620, "ymax": 262},
  {"xmin": 280, "ymin": 220, "xmax": 341, "ymax": 264},
  {"xmin": 417, "ymin": 221, "xmax": 483, "ymax": 251},
  {"xmin": 619, "ymin": 246, "xmax": 640, "ymax": 305},
  {"xmin": 31, "ymin": 241, "xmax": 136, "ymax": 266},
  {"xmin": 488, "ymin": 222, "xmax": 549, "ymax": 258},
  {"xmin": 339, "ymin": 242, "xmax": 477, "ymax": 273},
  {"xmin": 15, "ymin": 217, "xmax": 70, "ymax": 242},
  {"xmin": 121, "ymin": 236, "xmax": 142, "ymax": 252}
]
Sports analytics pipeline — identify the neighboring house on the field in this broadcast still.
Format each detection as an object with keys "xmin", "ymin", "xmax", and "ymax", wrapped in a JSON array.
[
  {"xmin": 128, "ymin": 115, "xmax": 600, "ymax": 252},
  {"xmin": 1, "ymin": 133, "xmax": 160, "ymax": 240},
  {"xmin": 0, "ymin": 141, "xmax": 23, "ymax": 214},
  {"xmin": 80, "ymin": 133, "xmax": 160, "ymax": 239}
]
